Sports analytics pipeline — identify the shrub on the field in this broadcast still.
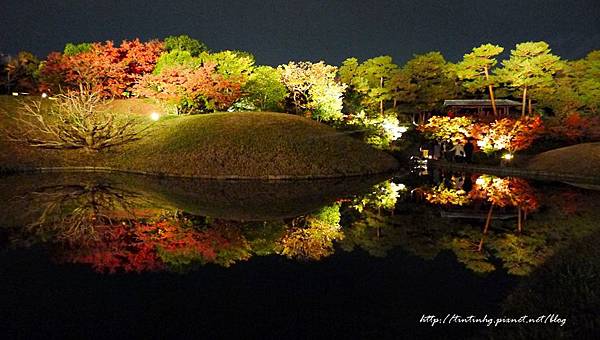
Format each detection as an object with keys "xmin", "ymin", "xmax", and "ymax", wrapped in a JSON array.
[{"xmin": 7, "ymin": 85, "xmax": 148, "ymax": 151}]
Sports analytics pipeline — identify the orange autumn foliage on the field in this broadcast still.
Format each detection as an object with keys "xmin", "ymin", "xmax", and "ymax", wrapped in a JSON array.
[
  {"xmin": 134, "ymin": 63, "xmax": 243, "ymax": 112},
  {"xmin": 39, "ymin": 39, "xmax": 164, "ymax": 97},
  {"xmin": 59, "ymin": 220, "xmax": 243, "ymax": 273}
]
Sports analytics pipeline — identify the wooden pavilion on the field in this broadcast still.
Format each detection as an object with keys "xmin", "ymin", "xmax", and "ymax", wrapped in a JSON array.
[{"xmin": 443, "ymin": 99, "xmax": 522, "ymax": 117}]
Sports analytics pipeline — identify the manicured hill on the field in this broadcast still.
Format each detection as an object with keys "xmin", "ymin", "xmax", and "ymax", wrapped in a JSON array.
[
  {"xmin": 109, "ymin": 112, "xmax": 399, "ymax": 178},
  {"xmin": 0, "ymin": 97, "xmax": 399, "ymax": 178},
  {"xmin": 526, "ymin": 142, "xmax": 600, "ymax": 178}
]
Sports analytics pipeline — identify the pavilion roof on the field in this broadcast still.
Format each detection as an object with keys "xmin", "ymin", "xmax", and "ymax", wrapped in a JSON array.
[{"xmin": 443, "ymin": 99, "xmax": 522, "ymax": 107}]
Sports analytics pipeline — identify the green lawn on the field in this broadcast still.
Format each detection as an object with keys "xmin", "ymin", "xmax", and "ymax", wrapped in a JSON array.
[
  {"xmin": 527, "ymin": 142, "xmax": 600, "ymax": 178},
  {"xmin": 0, "ymin": 96, "xmax": 399, "ymax": 178}
]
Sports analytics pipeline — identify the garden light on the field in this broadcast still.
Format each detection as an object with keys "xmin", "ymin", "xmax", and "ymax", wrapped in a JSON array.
[
  {"xmin": 396, "ymin": 183, "xmax": 407, "ymax": 191},
  {"xmin": 502, "ymin": 153, "xmax": 514, "ymax": 161},
  {"xmin": 150, "ymin": 112, "xmax": 161, "ymax": 121},
  {"xmin": 41, "ymin": 93, "xmax": 48, "ymax": 98}
]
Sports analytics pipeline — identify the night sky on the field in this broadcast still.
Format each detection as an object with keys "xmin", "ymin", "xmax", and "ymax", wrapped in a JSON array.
[{"xmin": 1, "ymin": 0, "xmax": 599, "ymax": 65}]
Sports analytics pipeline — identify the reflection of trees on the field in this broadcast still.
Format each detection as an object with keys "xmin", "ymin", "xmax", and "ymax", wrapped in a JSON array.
[
  {"xmin": 413, "ymin": 175, "xmax": 545, "ymax": 274},
  {"xmin": 352, "ymin": 181, "xmax": 406, "ymax": 213},
  {"xmin": 339, "ymin": 180, "xmax": 409, "ymax": 257},
  {"xmin": 8, "ymin": 175, "xmax": 599, "ymax": 276},
  {"xmin": 277, "ymin": 203, "xmax": 344, "ymax": 260},
  {"xmin": 243, "ymin": 221, "xmax": 287, "ymax": 256},
  {"xmin": 490, "ymin": 230, "xmax": 600, "ymax": 339},
  {"xmin": 341, "ymin": 181, "xmax": 419, "ymax": 258},
  {"xmin": 61, "ymin": 217, "xmax": 252, "ymax": 273},
  {"xmin": 16, "ymin": 182, "xmax": 144, "ymax": 244},
  {"xmin": 340, "ymin": 176, "xmax": 600, "ymax": 276}
]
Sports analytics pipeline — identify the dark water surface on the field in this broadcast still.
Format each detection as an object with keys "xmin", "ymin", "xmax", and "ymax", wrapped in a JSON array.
[{"xmin": 1, "ymin": 170, "xmax": 598, "ymax": 339}]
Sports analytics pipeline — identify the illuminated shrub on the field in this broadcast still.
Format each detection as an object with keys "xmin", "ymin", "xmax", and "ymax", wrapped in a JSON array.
[{"xmin": 8, "ymin": 85, "xmax": 147, "ymax": 151}]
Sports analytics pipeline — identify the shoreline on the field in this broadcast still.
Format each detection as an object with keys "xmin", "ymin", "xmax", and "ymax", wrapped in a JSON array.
[
  {"xmin": 429, "ymin": 160, "xmax": 600, "ymax": 185},
  {"xmin": 0, "ymin": 165, "xmax": 402, "ymax": 181}
]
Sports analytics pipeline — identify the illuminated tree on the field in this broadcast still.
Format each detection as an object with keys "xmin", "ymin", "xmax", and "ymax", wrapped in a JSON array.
[
  {"xmin": 419, "ymin": 115, "xmax": 543, "ymax": 154},
  {"xmin": 8, "ymin": 85, "xmax": 148, "ymax": 151},
  {"xmin": 455, "ymin": 44, "xmax": 504, "ymax": 115},
  {"xmin": 1, "ymin": 51, "xmax": 40, "ymax": 93},
  {"xmin": 135, "ymin": 63, "xmax": 243, "ymax": 113},
  {"xmin": 399, "ymin": 52, "xmax": 459, "ymax": 113},
  {"xmin": 39, "ymin": 39, "xmax": 164, "ymax": 97},
  {"xmin": 496, "ymin": 41, "xmax": 562, "ymax": 116},
  {"xmin": 345, "ymin": 110, "xmax": 407, "ymax": 149},
  {"xmin": 575, "ymin": 51, "xmax": 600, "ymax": 115},
  {"xmin": 476, "ymin": 116, "xmax": 544, "ymax": 154},
  {"xmin": 537, "ymin": 50, "xmax": 600, "ymax": 117},
  {"xmin": 63, "ymin": 42, "xmax": 92, "ymax": 56},
  {"xmin": 338, "ymin": 56, "xmax": 400, "ymax": 115},
  {"xmin": 388, "ymin": 69, "xmax": 417, "ymax": 113},
  {"xmin": 163, "ymin": 34, "xmax": 208, "ymax": 57},
  {"xmin": 417, "ymin": 116, "xmax": 475, "ymax": 143},
  {"xmin": 242, "ymin": 66, "xmax": 287, "ymax": 111},
  {"xmin": 278, "ymin": 61, "xmax": 347, "ymax": 122},
  {"xmin": 200, "ymin": 50, "xmax": 255, "ymax": 80},
  {"xmin": 152, "ymin": 50, "xmax": 202, "ymax": 75}
]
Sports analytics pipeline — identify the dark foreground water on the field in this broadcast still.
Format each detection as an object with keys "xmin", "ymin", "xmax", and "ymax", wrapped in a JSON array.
[{"xmin": 0, "ymin": 170, "xmax": 598, "ymax": 339}]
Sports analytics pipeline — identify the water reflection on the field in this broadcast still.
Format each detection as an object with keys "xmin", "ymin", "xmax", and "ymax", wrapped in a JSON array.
[{"xmin": 1, "ymin": 171, "xmax": 599, "ymax": 276}]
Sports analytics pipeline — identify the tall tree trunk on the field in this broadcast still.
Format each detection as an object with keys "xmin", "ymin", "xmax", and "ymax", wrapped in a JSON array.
[
  {"xmin": 521, "ymin": 86, "xmax": 527, "ymax": 117},
  {"xmin": 528, "ymin": 97, "xmax": 532, "ymax": 115},
  {"xmin": 517, "ymin": 208, "xmax": 522, "ymax": 233},
  {"xmin": 380, "ymin": 76, "xmax": 384, "ymax": 116},
  {"xmin": 483, "ymin": 66, "xmax": 498, "ymax": 116},
  {"xmin": 478, "ymin": 204, "xmax": 494, "ymax": 252}
]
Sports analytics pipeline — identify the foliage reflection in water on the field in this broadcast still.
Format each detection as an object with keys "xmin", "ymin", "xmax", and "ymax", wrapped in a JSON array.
[{"xmin": 1, "ymin": 171, "xmax": 599, "ymax": 277}]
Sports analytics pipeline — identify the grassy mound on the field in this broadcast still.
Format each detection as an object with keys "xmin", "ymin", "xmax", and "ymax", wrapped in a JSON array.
[
  {"xmin": 527, "ymin": 142, "xmax": 600, "ymax": 178},
  {"xmin": 0, "ymin": 97, "xmax": 398, "ymax": 178}
]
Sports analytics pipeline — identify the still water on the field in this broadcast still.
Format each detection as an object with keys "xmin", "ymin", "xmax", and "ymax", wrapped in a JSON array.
[{"xmin": 1, "ymin": 170, "xmax": 598, "ymax": 339}]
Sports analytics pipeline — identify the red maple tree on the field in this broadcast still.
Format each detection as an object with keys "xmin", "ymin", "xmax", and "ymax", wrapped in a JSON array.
[
  {"xmin": 39, "ymin": 39, "xmax": 164, "ymax": 98},
  {"xmin": 134, "ymin": 62, "xmax": 243, "ymax": 112}
]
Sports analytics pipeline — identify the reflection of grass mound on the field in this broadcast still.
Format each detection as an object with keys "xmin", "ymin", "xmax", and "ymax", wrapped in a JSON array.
[
  {"xmin": 0, "ymin": 96, "xmax": 399, "ymax": 178},
  {"xmin": 527, "ymin": 143, "xmax": 600, "ymax": 178},
  {"xmin": 0, "ymin": 173, "xmax": 389, "ymax": 225}
]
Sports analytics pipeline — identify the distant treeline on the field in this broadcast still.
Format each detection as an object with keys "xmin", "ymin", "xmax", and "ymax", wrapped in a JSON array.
[{"xmin": 1, "ymin": 35, "xmax": 598, "ymax": 121}]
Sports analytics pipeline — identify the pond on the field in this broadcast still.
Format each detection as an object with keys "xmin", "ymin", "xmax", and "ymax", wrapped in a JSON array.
[{"xmin": 1, "ymin": 170, "xmax": 598, "ymax": 339}]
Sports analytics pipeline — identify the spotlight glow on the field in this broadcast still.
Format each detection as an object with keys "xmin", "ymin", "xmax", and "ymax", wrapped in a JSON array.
[
  {"xmin": 150, "ymin": 112, "xmax": 161, "ymax": 121},
  {"xmin": 41, "ymin": 93, "xmax": 48, "ymax": 98},
  {"xmin": 502, "ymin": 153, "xmax": 514, "ymax": 160}
]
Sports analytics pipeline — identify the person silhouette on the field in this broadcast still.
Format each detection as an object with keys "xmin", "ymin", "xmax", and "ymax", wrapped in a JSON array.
[{"xmin": 464, "ymin": 138, "xmax": 475, "ymax": 163}]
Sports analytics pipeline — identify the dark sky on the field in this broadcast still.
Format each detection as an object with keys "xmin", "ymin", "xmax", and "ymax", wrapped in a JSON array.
[{"xmin": 1, "ymin": 0, "xmax": 599, "ymax": 65}]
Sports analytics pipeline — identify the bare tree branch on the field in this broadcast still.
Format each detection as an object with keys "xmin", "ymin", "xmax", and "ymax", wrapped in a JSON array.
[{"xmin": 6, "ymin": 83, "xmax": 149, "ymax": 151}]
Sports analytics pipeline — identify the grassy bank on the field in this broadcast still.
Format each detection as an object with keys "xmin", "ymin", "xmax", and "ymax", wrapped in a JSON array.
[
  {"xmin": 0, "ymin": 96, "xmax": 399, "ymax": 178},
  {"xmin": 526, "ymin": 142, "xmax": 600, "ymax": 178}
]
